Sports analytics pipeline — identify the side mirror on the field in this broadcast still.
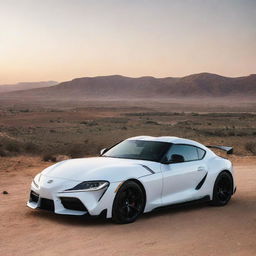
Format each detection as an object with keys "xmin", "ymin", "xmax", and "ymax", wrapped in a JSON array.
[
  {"xmin": 100, "ymin": 148, "xmax": 108, "ymax": 156},
  {"xmin": 171, "ymin": 154, "xmax": 185, "ymax": 163}
]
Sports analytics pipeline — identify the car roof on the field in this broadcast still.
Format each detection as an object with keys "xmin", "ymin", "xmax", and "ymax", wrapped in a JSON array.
[{"xmin": 126, "ymin": 136, "xmax": 208, "ymax": 150}]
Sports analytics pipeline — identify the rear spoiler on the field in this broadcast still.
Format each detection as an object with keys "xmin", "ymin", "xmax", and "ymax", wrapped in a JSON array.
[{"xmin": 207, "ymin": 145, "xmax": 233, "ymax": 154}]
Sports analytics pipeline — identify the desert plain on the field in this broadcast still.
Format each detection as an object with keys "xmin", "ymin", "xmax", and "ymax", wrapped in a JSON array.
[{"xmin": 0, "ymin": 97, "xmax": 255, "ymax": 256}]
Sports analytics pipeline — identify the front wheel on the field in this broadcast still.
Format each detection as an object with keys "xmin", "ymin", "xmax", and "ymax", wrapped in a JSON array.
[
  {"xmin": 112, "ymin": 181, "xmax": 145, "ymax": 224},
  {"xmin": 210, "ymin": 172, "xmax": 233, "ymax": 206}
]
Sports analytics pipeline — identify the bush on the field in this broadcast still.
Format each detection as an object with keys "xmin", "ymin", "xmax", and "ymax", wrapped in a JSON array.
[
  {"xmin": 20, "ymin": 109, "xmax": 30, "ymax": 112},
  {"xmin": 5, "ymin": 141, "xmax": 21, "ymax": 153},
  {"xmin": 67, "ymin": 144, "xmax": 86, "ymax": 158},
  {"xmin": 42, "ymin": 154, "xmax": 57, "ymax": 162},
  {"xmin": 245, "ymin": 142, "xmax": 256, "ymax": 155},
  {"xmin": 24, "ymin": 142, "xmax": 38, "ymax": 154},
  {"xmin": 87, "ymin": 121, "xmax": 98, "ymax": 126},
  {"xmin": 0, "ymin": 148, "xmax": 7, "ymax": 157},
  {"xmin": 80, "ymin": 120, "xmax": 98, "ymax": 126},
  {"xmin": 145, "ymin": 120, "xmax": 159, "ymax": 125}
]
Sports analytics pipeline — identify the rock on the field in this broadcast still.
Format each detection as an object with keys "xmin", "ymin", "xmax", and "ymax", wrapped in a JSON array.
[{"xmin": 3, "ymin": 191, "xmax": 8, "ymax": 195}]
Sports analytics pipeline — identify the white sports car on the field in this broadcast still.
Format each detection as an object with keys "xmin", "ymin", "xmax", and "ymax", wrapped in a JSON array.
[{"xmin": 27, "ymin": 136, "xmax": 236, "ymax": 224}]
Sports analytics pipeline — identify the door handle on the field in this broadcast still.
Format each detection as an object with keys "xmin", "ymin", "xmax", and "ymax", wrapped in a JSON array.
[{"xmin": 197, "ymin": 167, "xmax": 205, "ymax": 172}]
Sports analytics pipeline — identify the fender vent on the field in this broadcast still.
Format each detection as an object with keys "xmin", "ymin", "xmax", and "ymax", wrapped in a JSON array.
[
  {"xmin": 140, "ymin": 165, "xmax": 155, "ymax": 174},
  {"xmin": 195, "ymin": 173, "xmax": 208, "ymax": 190}
]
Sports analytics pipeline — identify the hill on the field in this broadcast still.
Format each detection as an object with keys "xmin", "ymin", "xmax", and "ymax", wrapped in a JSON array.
[
  {"xmin": 0, "ymin": 81, "xmax": 58, "ymax": 93},
  {"xmin": 1, "ymin": 73, "xmax": 255, "ymax": 99}
]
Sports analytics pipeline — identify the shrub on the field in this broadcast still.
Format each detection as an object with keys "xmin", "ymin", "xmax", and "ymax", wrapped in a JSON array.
[
  {"xmin": 5, "ymin": 141, "xmax": 21, "ymax": 153},
  {"xmin": 67, "ymin": 144, "xmax": 86, "ymax": 158},
  {"xmin": 24, "ymin": 142, "xmax": 39, "ymax": 154},
  {"xmin": 42, "ymin": 154, "xmax": 57, "ymax": 162},
  {"xmin": 87, "ymin": 121, "xmax": 98, "ymax": 126},
  {"xmin": 145, "ymin": 120, "xmax": 159, "ymax": 125},
  {"xmin": 80, "ymin": 120, "xmax": 98, "ymax": 126},
  {"xmin": 245, "ymin": 142, "xmax": 256, "ymax": 155},
  {"xmin": 0, "ymin": 148, "xmax": 7, "ymax": 157}
]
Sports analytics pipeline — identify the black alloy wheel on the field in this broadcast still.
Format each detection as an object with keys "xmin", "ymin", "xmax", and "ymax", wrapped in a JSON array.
[
  {"xmin": 112, "ymin": 181, "xmax": 145, "ymax": 224},
  {"xmin": 211, "ymin": 172, "xmax": 233, "ymax": 206}
]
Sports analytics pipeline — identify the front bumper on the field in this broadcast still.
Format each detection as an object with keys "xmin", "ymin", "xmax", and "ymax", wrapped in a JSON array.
[{"xmin": 27, "ymin": 175, "xmax": 120, "ymax": 218}]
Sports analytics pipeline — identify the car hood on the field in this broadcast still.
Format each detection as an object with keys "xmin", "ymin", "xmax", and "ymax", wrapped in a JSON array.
[{"xmin": 41, "ymin": 157, "xmax": 160, "ymax": 182}]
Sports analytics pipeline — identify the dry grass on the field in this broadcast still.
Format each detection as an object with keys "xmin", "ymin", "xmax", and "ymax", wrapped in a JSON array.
[
  {"xmin": 0, "ymin": 98, "xmax": 255, "ymax": 158},
  {"xmin": 245, "ymin": 142, "xmax": 256, "ymax": 155}
]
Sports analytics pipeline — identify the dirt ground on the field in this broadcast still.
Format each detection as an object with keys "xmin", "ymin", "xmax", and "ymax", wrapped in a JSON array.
[{"xmin": 0, "ymin": 156, "xmax": 255, "ymax": 256}]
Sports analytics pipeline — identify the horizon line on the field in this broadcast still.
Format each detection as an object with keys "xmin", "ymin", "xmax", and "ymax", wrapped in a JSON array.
[{"xmin": 2, "ymin": 72, "xmax": 256, "ymax": 85}]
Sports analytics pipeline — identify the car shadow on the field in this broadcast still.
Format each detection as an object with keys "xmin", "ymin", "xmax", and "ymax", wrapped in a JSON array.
[
  {"xmin": 25, "ymin": 200, "xmax": 211, "ymax": 226},
  {"xmin": 25, "ymin": 209, "xmax": 112, "ymax": 226},
  {"xmin": 141, "ymin": 201, "xmax": 210, "ymax": 220}
]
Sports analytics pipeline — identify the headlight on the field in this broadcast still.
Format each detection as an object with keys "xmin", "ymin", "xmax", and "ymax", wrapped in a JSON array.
[{"xmin": 64, "ymin": 181, "xmax": 109, "ymax": 192}]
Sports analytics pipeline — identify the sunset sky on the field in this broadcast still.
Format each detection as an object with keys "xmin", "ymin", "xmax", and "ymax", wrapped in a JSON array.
[{"xmin": 0, "ymin": 0, "xmax": 255, "ymax": 84}]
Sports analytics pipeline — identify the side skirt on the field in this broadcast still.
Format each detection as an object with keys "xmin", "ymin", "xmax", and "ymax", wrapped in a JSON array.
[{"xmin": 153, "ymin": 195, "xmax": 211, "ymax": 212}]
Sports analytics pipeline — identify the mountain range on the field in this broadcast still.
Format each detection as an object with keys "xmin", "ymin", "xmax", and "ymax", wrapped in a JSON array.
[
  {"xmin": 0, "ymin": 81, "xmax": 58, "ymax": 93},
  {"xmin": 1, "ymin": 73, "xmax": 255, "ymax": 98}
]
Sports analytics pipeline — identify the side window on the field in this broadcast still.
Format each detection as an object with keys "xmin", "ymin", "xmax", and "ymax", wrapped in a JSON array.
[
  {"xmin": 166, "ymin": 144, "xmax": 199, "ymax": 162},
  {"xmin": 197, "ymin": 147, "xmax": 206, "ymax": 159}
]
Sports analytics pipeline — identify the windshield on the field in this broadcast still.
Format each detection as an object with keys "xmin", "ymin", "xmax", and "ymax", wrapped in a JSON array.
[{"xmin": 103, "ymin": 140, "xmax": 171, "ymax": 162}]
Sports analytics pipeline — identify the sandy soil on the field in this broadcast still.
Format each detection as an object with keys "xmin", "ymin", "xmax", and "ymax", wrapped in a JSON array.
[{"xmin": 0, "ymin": 156, "xmax": 255, "ymax": 256}]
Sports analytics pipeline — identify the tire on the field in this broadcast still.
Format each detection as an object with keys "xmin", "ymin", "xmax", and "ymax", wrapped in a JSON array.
[
  {"xmin": 112, "ymin": 181, "xmax": 145, "ymax": 224},
  {"xmin": 210, "ymin": 171, "xmax": 233, "ymax": 206}
]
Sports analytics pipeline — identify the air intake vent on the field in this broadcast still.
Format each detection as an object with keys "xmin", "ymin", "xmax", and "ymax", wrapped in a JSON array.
[{"xmin": 60, "ymin": 197, "xmax": 87, "ymax": 211}]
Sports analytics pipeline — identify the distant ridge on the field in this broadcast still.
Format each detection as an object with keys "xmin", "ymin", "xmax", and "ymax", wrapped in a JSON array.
[
  {"xmin": 1, "ymin": 73, "xmax": 255, "ymax": 98},
  {"xmin": 0, "ymin": 81, "xmax": 58, "ymax": 93}
]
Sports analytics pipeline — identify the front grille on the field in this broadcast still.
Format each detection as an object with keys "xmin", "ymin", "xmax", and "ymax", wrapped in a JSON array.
[
  {"xmin": 60, "ymin": 197, "xmax": 87, "ymax": 211},
  {"xmin": 40, "ymin": 198, "xmax": 55, "ymax": 211},
  {"xmin": 30, "ymin": 191, "xmax": 39, "ymax": 203}
]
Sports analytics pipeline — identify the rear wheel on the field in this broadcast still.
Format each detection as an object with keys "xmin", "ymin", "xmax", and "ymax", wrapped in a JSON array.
[
  {"xmin": 112, "ymin": 181, "xmax": 145, "ymax": 224},
  {"xmin": 210, "ymin": 172, "xmax": 233, "ymax": 206}
]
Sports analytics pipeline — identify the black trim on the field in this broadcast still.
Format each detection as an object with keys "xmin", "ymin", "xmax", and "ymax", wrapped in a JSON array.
[
  {"xmin": 60, "ymin": 197, "xmax": 87, "ymax": 211},
  {"xmin": 207, "ymin": 145, "xmax": 233, "ymax": 154},
  {"xmin": 40, "ymin": 198, "xmax": 55, "ymax": 211},
  {"xmin": 30, "ymin": 191, "xmax": 39, "ymax": 203},
  {"xmin": 196, "ymin": 147, "xmax": 206, "ymax": 160},
  {"xmin": 153, "ymin": 196, "xmax": 210, "ymax": 211},
  {"xmin": 140, "ymin": 165, "xmax": 155, "ymax": 174},
  {"xmin": 195, "ymin": 173, "xmax": 208, "ymax": 190},
  {"xmin": 98, "ymin": 188, "xmax": 108, "ymax": 202}
]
